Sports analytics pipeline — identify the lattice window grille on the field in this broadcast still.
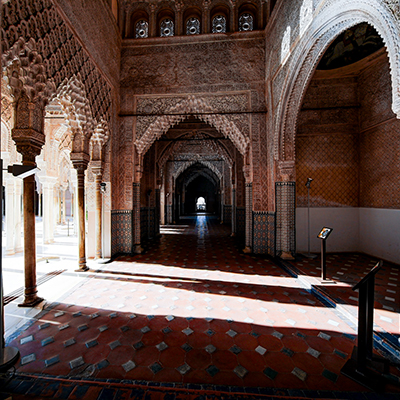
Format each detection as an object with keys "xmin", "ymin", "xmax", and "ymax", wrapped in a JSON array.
[
  {"xmin": 212, "ymin": 15, "xmax": 226, "ymax": 33},
  {"xmin": 239, "ymin": 13, "xmax": 253, "ymax": 31},
  {"xmin": 135, "ymin": 20, "xmax": 149, "ymax": 38},
  {"xmin": 160, "ymin": 18, "xmax": 174, "ymax": 37},
  {"xmin": 186, "ymin": 17, "xmax": 200, "ymax": 35}
]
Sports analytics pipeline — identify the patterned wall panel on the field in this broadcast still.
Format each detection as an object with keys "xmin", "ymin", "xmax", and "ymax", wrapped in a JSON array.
[
  {"xmin": 296, "ymin": 133, "xmax": 359, "ymax": 207},
  {"xmin": 236, "ymin": 207, "xmax": 246, "ymax": 238},
  {"xmin": 111, "ymin": 210, "xmax": 133, "ymax": 256},
  {"xmin": 223, "ymin": 205, "xmax": 232, "ymax": 225},
  {"xmin": 141, "ymin": 207, "xmax": 156, "ymax": 241},
  {"xmin": 253, "ymin": 212, "xmax": 276, "ymax": 256},
  {"xmin": 275, "ymin": 182, "xmax": 296, "ymax": 256}
]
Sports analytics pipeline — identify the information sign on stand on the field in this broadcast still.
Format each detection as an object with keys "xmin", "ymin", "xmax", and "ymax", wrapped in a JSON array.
[{"xmin": 317, "ymin": 227, "xmax": 333, "ymax": 281}]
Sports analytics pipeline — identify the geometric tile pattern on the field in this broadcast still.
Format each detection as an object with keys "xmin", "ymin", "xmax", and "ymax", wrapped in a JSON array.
[
  {"xmin": 296, "ymin": 134, "xmax": 359, "ymax": 207},
  {"xmin": 140, "ymin": 207, "xmax": 156, "ymax": 241},
  {"xmin": 236, "ymin": 207, "xmax": 245, "ymax": 238},
  {"xmin": 223, "ymin": 205, "xmax": 232, "ymax": 225},
  {"xmin": 8, "ymin": 216, "xmax": 395, "ymax": 394},
  {"xmin": 253, "ymin": 211, "xmax": 275, "ymax": 257},
  {"xmin": 111, "ymin": 210, "xmax": 133, "ymax": 255},
  {"xmin": 275, "ymin": 182, "xmax": 296, "ymax": 256},
  {"xmin": 290, "ymin": 253, "xmax": 400, "ymax": 348}
]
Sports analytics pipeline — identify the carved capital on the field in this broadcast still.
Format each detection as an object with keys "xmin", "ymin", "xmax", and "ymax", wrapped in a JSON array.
[
  {"xmin": 71, "ymin": 152, "xmax": 90, "ymax": 173},
  {"xmin": 91, "ymin": 160, "xmax": 103, "ymax": 177},
  {"xmin": 243, "ymin": 165, "xmax": 252, "ymax": 183},
  {"xmin": 12, "ymin": 128, "xmax": 45, "ymax": 164},
  {"xmin": 277, "ymin": 160, "xmax": 295, "ymax": 182}
]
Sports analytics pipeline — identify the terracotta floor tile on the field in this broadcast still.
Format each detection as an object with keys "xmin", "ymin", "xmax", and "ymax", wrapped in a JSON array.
[{"xmin": 212, "ymin": 350, "xmax": 238, "ymax": 370}]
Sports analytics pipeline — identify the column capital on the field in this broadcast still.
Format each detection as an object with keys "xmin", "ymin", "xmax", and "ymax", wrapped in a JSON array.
[
  {"xmin": 12, "ymin": 128, "xmax": 45, "ymax": 164},
  {"xmin": 71, "ymin": 152, "xmax": 90, "ymax": 172},
  {"xmin": 91, "ymin": 160, "xmax": 103, "ymax": 177},
  {"xmin": 243, "ymin": 164, "xmax": 252, "ymax": 184},
  {"xmin": 277, "ymin": 160, "xmax": 295, "ymax": 182},
  {"xmin": 37, "ymin": 175, "xmax": 58, "ymax": 188}
]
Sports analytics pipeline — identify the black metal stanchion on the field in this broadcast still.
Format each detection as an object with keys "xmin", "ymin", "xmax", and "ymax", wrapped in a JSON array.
[
  {"xmin": 317, "ymin": 227, "xmax": 333, "ymax": 283},
  {"xmin": 341, "ymin": 260, "xmax": 390, "ymax": 392}
]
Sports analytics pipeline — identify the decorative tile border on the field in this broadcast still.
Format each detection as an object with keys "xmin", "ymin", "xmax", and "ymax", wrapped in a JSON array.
[
  {"xmin": 111, "ymin": 210, "xmax": 133, "ymax": 256},
  {"xmin": 253, "ymin": 211, "xmax": 276, "ymax": 256}
]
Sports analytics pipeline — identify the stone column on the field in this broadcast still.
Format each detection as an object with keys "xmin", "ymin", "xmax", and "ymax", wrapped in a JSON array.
[
  {"xmin": 42, "ymin": 180, "xmax": 51, "ymax": 244},
  {"xmin": 276, "ymin": 161, "xmax": 296, "ymax": 260},
  {"xmin": 150, "ymin": 4, "xmax": 157, "ymax": 37},
  {"xmin": 92, "ymin": 165, "xmax": 103, "ymax": 259},
  {"xmin": 243, "ymin": 182, "xmax": 253, "ymax": 253},
  {"xmin": 231, "ymin": 185, "xmax": 236, "ymax": 236},
  {"xmin": 6, "ymin": 178, "xmax": 15, "ymax": 255},
  {"xmin": 12, "ymin": 96, "xmax": 46, "ymax": 307},
  {"xmin": 58, "ymin": 188, "xmax": 62, "ymax": 224},
  {"xmin": 133, "ymin": 182, "xmax": 143, "ymax": 253},
  {"xmin": 203, "ymin": 0, "xmax": 210, "ymax": 34},
  {"xmin": 61, "ymin": 188, "xmax": 66, "ymax": 224},
  {"xmin": 71, "ymin": 159, "xmax": 89, "ymax": 271},
  {"xmin": 14, "ymin": 179, "xmax": 23, "ymax": 253},
  {"xmin": 40, "ymin": 177, "xmax": 57, "ymax": 244},
  {"xmin": 176, "ymin": 2, "xmax": 183, "ymax": 36},
  {"xmin": 231, "ymin": 0, "xmax": 237, "ymax": 32},
  {"xmin": 49, "ymin": 181, "xmax": 56, "ymax": 242},
  {"xmin": 155, "ymin": 187, "xmax": 160, "ymax": 236},
  {"xmin": 220, "ymin": 190, "xmax": 224, "ymax": 223}
]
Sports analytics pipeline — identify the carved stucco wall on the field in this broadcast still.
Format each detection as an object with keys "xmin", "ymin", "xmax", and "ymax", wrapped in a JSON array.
[{"xmin": 268, "ymin": 0, "xmax": 400, "ymax": 175}]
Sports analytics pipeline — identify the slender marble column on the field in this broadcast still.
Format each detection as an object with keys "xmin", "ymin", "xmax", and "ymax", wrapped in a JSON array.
[
  {"xmin": 6, "ymin": 179, "xmax": 15, "ymax": 255},
  {"xmin": 243, "ymin": 182, "xmax": 253, "ymax": 253},
  {"xmin": 133, "ymin": 182, "xmax": 143, "ymax": 253},
  {"xmin": 94, "ymin": 172, "xmax": 102, "ymax": 259},
  {"xmin": 231, "ymin": 186, "xmax": 236, "ymax": 236},
  {"xmin": 72, "ymin": 161, "xmax": 89, "ymax": 271},
  {"xmin": 14, "ymin": 180, "xmax": 22, "ymax": 253},
  {"xmin": 19, "ymin": 170, "xmax": 43, "ymax": 307}
]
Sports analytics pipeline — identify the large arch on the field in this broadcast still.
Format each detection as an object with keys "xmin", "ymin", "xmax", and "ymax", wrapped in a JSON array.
[
  {"xmin": 135, "ymin": 95, "xmax": 250, "ymax": 157},
  {"xmin": 275, "ymin": 0, "xmax": 400, "ymax": 163}
]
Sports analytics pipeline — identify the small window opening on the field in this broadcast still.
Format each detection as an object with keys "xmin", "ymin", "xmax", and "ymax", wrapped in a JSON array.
[{"xmin": 196, "ymin": 197, "xmax": 206, "ymax": 211}]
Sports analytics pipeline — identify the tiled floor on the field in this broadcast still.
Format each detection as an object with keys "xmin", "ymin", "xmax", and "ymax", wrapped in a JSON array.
[{"xmin": 2, "ymin": 216, "xmax": 400, "ymax": 399}]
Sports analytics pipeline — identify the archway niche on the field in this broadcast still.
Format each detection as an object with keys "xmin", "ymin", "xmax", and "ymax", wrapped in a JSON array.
[
  {"xmin": 176, "ymin": 163, "xmax": 220, "ymax": 217},
  {"xmin": 295, "ymin": 23, "xmax": 400, "ymax": 264},
  {"xmin": 138, "ymin": 115, "xmax": 247, "ymax": 246}
]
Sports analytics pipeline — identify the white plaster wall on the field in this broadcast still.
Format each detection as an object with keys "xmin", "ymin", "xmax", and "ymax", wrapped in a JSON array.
[
  {"xmin": 296, "ymin": 207, "xmax": 400, "ymax": 265},
  {"xmin": 87, "ymin": 210, "xmax": 111, "ymax": 259},
  {"xmin": 359, "ymin": 208, "xmax": 400, "ymax": 265},
  {"xmin": 296, "ymin": 207, "xmax": 359, "ymax": 253}
]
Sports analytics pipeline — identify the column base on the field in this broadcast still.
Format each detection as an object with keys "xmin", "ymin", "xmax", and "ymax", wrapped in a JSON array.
[
  {"xmin": 243, "ymin": 246, "xmax": 252, "ymax": 254},
  {"xmin": 0, "ymin": 346, "xmax": 20, "ymax": 373},
  {"xmin": 280, "ymin": 251, "xmax": 295, "ymax": 260},
  {"xmin": 133, "ymin": 245, "xmax": 143, "ymax": 254},
  {"xmin": 75, "ymin": 265, "xmax": 89, "ymax": 272},
  {"xmin": 18, "ymin": 295, "xmax": 44, "ymax": 308}
]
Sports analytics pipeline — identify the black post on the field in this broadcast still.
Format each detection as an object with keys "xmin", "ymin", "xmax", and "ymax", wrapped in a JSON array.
[
  {"xmin": 366, "ymin": 277, "xmax": 375, "ymax": 359},
  {"xmin": 357, "ymin": 283, "xmax": 368, "ymax": 373},
  {"xmin": 341, "ymin": 260, "xmax": 385, "ymax": 391},
  {"xmin": 321, "ymin": 239, "xmax": 327, "ymax": 280}
]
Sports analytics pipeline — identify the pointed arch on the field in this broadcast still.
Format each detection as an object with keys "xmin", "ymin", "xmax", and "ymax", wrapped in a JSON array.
[
  {"xmin": 135, "ymin": 95, "xmax": 249, "ymax": 157},
  {"xmin": 173, "ymin": 160, "xmax": 223, "ymax": 181},
  {"xmin": 275, "ymin": 0, "xmax": 400, "ymax": 163}
]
